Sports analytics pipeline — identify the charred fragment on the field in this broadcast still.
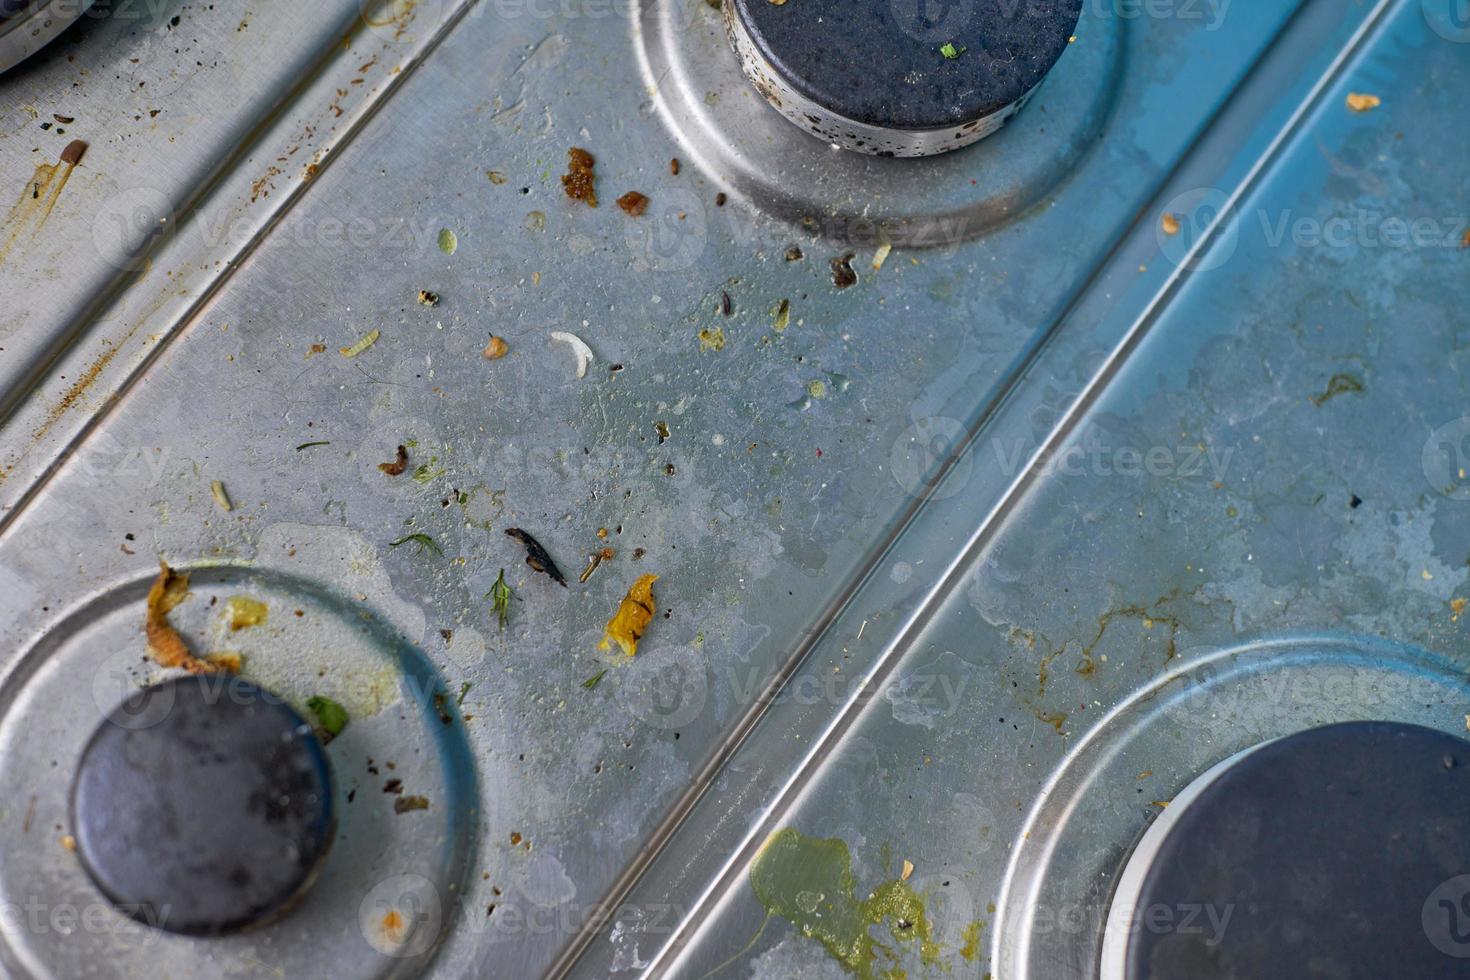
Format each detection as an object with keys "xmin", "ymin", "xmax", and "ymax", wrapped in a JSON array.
[{"xmin": 505, "ymin": 528, "xmax": 568, "ymax": 587}]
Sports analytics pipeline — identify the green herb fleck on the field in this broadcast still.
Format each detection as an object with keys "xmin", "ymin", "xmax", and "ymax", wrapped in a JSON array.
[
  {"xmin": 940, "ymin": 42, "xmax": 966, "ymax": 59},
  {"xmin": 438, "ymin": 228, "xmax": 458, "ymax": 255},
  {"xmin": 488, "ymin": 568, "xmax": 513, "ymax": 630},
  {"xmin": 411, "ymin": 462, "xmax": 446, "ymax": 484},
  {"xmin": 457, "ymin": 681, "xmax": 473, "ymax": 706},
  {"xmin": 582, "ymin": 669, "xmax": 609, "ymax": 691},
  {"xmin": 306, "ymin": 696, "xmax": 349, "ymax": 738},
  {"xmin": 390, "ymin": 533, "xmax": 443, "ymax": 557},
  {"xmin": 295, "ymin": 440, "xmax": 331, "ymax": 451}
]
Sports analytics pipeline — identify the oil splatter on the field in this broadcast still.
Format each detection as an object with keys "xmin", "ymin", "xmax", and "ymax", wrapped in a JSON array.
[{"xmin": 750, "ymin": 828, "xmax": 940, "ymax": 979}]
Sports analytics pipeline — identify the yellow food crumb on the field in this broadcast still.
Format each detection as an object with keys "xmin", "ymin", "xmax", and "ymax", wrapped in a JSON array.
[
  {"xmin": 598, "ymin": 574, "xmax": 659, "ymax": 657},
  {"xmin": 1346, "ymin": 92, "xmax": 1381, "ymax": 113}
]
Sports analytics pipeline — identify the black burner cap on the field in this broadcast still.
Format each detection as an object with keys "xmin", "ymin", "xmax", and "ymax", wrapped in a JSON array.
[
  {"xmin": 1123, "ymin": 721, "xmax": 1470, "ymax": 979},
  {"xmin": 71, "ymin": 675, "xmax": 335, "ymax": 936},
  {"xmin": 728, "ymin": 0, "xmax": 1081, "ymax": 154}
]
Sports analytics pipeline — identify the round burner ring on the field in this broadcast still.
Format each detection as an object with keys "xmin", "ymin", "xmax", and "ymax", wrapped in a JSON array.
[{"xmin": 0, "ymin": 0, "xmax": 95, "ymax": 75}]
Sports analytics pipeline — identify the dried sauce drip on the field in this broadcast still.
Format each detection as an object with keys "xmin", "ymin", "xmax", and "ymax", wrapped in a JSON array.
[
  {"xmin": 561, "ymin": 147, "xmax": 598, "ymax": 207},
  {"xmin": 505, "ymin": 528, "xmax": 568, "ymax": 587}
]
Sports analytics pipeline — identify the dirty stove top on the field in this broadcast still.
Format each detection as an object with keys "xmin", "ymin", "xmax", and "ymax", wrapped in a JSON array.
[{"xmin": 1, "ymin": 0, "xmax": 1469, "ymax": 978}]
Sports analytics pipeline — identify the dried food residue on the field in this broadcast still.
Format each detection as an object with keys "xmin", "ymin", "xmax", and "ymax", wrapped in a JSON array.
[
  {"xmin": 505, "ymin": 528, "xmax": 567, "ymax": 586},
  {"xmin": 616, "ymin": 191, "xmax": 649, "ymax": 216},
  {"xmin": 307, "ymin": 695, "xmax": 350, "ymax": 740},
  {"xmin": 831, "ymin": 253, "xmax": 858, "ymax": 289},
  {"xmin": 561, "ymin": 147, "xmax": 598, "ymax": 207},
  {"xmin": 394, "ymin": 795, "xmax": 430, "ymax": 814},
  {"xmin": 340, "ymin": 329, "xmax": 380, "ymax": 357},
  {"xmin": 1310, "ymin": 373, "xmax": 1364, "ymax": 407},
  {"xmin": 438, "ymin": 228, "xmax": 458, "ymax": 255},
  {"xmin": 489, "ymin": 568, "xmax": 514, "ymax": 627},
  {"xmin": 226, "ymin": 596, "xmax": 268, "ymax": 631},
  {"xmin": 390, "ymin": 533, "xmax": 443, "ymax": 558},
  {"xmin": 750, "ymin": 828, "xmax": 940, "ymax": 979},
  {"xmin": 145, "ymin": 562, "xmax": 234, "ymax": 675},
  {"xmin": 550, "ymin": 330, "xmax": 593, "ymax": 379},
  {"xmin": 698, "ymin": 326, "xmax": 726, "ymax": 352},
  {"xmin": 483, "ymin": 335, "xmax": 509, "ymax": 360},
  {"xmin": 598, "ymin": 574, "xmax": 658, "ymax": 657},
  {"xmin": 417, "ymin": 290, "xmax": 440, "ymax": 307},
  {"xmin": 379, "ymin": 444, "xmax": 409, "ymax": 476},
  {"xmin": 1346, "ymin": 92, "xmax": 1381, "ymax": 112}
]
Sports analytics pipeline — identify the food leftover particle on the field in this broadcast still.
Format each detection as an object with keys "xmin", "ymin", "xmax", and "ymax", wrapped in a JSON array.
[
  {"xmin": 549, "ymin": 330, "xmax": 594, "ymax": 378},
  {"xmin": 830, "ymin": 253, "xmax": 858, "ymax": 289},
  {"xmin": 698, "ymin": 326, "xmax": 726, "ymax": 352},
  {"xmin": 210, "ymin": 480, "xmax": 232, "ymax": 512},
  {"xmin": 417, "ymin": 290, "xmax": 440, "ymax": 307},
  {"xmin": 773, "ymin": 298, "xmax": 791, "ymax": 331},
  {"xmin": 306, "ymin": 695, "xmax": 350, "ymax": 739},
  {"xmin": 1310, "ymin": 372, "xmax": 1365, "ymax": 407},
  {"xmin": 715, "ymin": 192, "xmax": 727, "ymax": 207},
  {"xmin": 389, "ymin": 533, "xmax": 443, "ymax": 557},
  {"xmin": 505, "ymin": 528, "xmax": 567, "ymax": 586},
  {"xmin": 226, "ymin": 595, "xmax": 268, "ymax": 631},
  {"xmin": 598, "ymin": 574, "xmax": 659, "ymax": 657},
  {"xmin": 394, "ymin": 795, "xmax": 430, "ymax": 814},
  {"xmin": 582, "ymin": 669, "xmax": 608, "ymax": 691},
  {"xmin": 784, "ymin": 246, "xmax": 803, "ymax": 262},
  {"xmin": 670, "ymin": 158, "xmax": 681, "ymax": 175},
  {"xmin": 483, "ymin": 335, "xmax": 509, "ymax": 360},
  {"xmin": 561, "ymin": 147, "xmax": 598, "ymax": 207},
  {"xmin": 340, "ymin": 328, "xmax": 380, "ymax": 357},
  {"xmin": 901, "ymin": 860, "xmax": 914, "ymax": 881},
  {"xmin": 579, "ymin": 547, "xmax": 616, "ymax": 584},
  {"xmin": 487, "ymin": 170, "xmax": 507, "ymax": 184},
  {"xmin": 60, "ymin": 140, "xmax": 87, "ymax": 166},
  {"xmin": 379, "ymin": 444, "xmax": 409, "ymax": 475},
  {"xmin": 616, "ymin": 191, "xmax": 649, "ymax": 216},
  {"xmin": 871, "ymin": 243, "xmax": 892, "ymax": 270},
  {"xmin": 1346, "ymin": 92, "xmax": 1381, "ymax": 112},
  {"xmin": 721, "ymin": 291, "xmax": 734, "ymax": 316},
  {"xmin": 940, "ymin": 42, "xmax": 966, "ymax": 59},
  {"xmin": 1161, "ymin": 212, "xmax": 1182, "ymax": 236},
  {"xmin": 489, "ymin": 568, "xmax": 514, "ymax": 628},
  {"xmin": 438, "ymin": 228, "xmax": 458, "ymax": 254},
  {"xmin": 146, "ymin": 561, "xmax": 230, "ymax": 675}
]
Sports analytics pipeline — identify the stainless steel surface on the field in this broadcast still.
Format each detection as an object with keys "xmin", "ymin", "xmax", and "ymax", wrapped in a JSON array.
[{"xmin": 0, "ymin": 0, "xmax": 1467, "ymax": 977}]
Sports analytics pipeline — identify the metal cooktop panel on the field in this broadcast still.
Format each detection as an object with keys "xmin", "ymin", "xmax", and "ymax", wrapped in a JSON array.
[{"xmin": 0, "ymin": 0, "xmax": 1466, "ymax": 978}]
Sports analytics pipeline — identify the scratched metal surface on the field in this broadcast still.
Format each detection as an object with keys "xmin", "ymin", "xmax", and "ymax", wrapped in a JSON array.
[{"xmin": 0, "ymin": 0, "xmax": 1466, "ymax": 978}]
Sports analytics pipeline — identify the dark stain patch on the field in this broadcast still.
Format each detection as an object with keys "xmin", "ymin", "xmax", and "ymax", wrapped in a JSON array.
[{"xmin": 1310, "ymin": 373, "xmax": 1364, "ymax": 407}]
